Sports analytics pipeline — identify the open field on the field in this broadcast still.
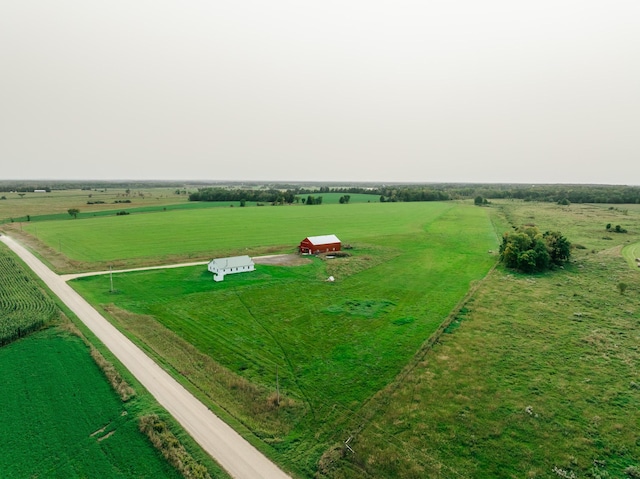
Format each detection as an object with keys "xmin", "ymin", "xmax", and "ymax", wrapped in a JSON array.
[
  {"xmin": 0, "ymin": 187, "xmax": 192, "ymax": 223},
  {"xmin": 6, "ymin": 187, "xmax": 640, "ymax": 477},
  {"xmin": 0, "ymin": 327, "xmax": 183, "ymax": 478},
  {"xmin": 18, "ymin": 201, "xmax": 460, "ymax": 270},
  {"xmin": 69, "ymin": 201, "xmax": 498, "ymax": 475},
  {"xmin": 330, "ymin": 200, "xmax": 640, "ymax": 478},
  {"xmin": 0, "ymin": 188, "xmax": 380, "ymax": 225}
]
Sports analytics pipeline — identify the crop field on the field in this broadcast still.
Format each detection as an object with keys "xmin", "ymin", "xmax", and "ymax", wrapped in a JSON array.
[
  {"xmin": 69, "ymin": 201, "xmax": 498, "ymax": 475},
  {"xmin": 22, "ymin": 201, "xmax": 460, "ymax": 268},
  {"xmin": 0, "ymin": 242, "xmax": 58, "ymax": 345},
  {"xmin": 0, "ymin": 187, "xmax": 191, "ymax": 223},
  {"xmin": 0, "ymin": 327, "xmax": 182, "ymax": 478}
]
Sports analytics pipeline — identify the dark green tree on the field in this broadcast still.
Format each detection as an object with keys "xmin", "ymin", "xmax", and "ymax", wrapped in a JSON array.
[
  {"xmin": 500, "ymin": 227, "xmax": 570, "ymax": 273},
  {"xmin": 67, "ymin": 208, "xmax": 80, "ymax": 219}
]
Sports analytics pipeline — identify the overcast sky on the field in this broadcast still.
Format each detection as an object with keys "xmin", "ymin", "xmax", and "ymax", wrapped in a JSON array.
[{"xmin": 1, "ymin": 1, "xmax": 639, "ymax": 184}]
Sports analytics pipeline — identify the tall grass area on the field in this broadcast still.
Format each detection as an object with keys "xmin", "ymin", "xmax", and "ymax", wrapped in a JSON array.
[
  {"xmin": 0, "ymin": 328, "xmax": 184, "ymax": 479},
  {"xmin": 70, "ymin": 202, "xmax": 498, "ymax": 475},
  {"xmin": 21, "ymin": 201, "xmax": 451, "ymax": 268},
  {"xmin": 330, "ymin": 201, "xmax": 640, "ymax": 478},
  {"xmin": 0, "ymin": 243, "xmax": 58, "ymax": 345}
]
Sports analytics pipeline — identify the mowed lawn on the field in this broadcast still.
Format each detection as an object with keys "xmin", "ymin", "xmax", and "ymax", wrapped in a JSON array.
[
  {"xmin": 25, "ymin": 202, "xmax": 449, "ymax": 264},
  {"xmin": 0, "ymin": 328, "xmax": 181, "ymax": 479},
  {"xmin": 69, "ymin": 202, "xmax": 499, "ymax": 472}
]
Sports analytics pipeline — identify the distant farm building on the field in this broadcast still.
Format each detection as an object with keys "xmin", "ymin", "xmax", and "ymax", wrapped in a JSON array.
[
  {"xmin": 299, "ymin": 235, "xmax": 341, "ymax": 254},
  {"xmin": 207, "ymin": 255, "xmax": 255, "ymax": 282}
]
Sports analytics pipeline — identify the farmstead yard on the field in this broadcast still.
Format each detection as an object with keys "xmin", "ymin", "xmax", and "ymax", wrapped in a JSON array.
[{"xmin": 61, "ymin": 200, "xmax": 498, "ymax": 475}]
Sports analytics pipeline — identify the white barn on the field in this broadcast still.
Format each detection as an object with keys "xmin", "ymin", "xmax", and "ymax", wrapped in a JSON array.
[{"xmin": 207, "ymin": 255, "xmax": 255, "ymax": 282}]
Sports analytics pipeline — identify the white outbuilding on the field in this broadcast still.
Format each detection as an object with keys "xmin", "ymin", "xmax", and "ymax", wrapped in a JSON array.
[{"xmin": 207, "ymin": 255, "xmax": 255, "ymax": 282}]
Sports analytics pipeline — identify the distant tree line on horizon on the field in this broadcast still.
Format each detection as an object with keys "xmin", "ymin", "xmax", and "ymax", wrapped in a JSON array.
[{"xmin": 2, "ymin": 181, "xmax": 639, "ymax": 205}]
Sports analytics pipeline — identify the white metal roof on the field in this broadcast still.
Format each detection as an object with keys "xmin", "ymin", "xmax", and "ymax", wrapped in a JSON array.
[
  {"xmin": 208, "ymin": 255, "xmax": 254, "ymax": 269},
  {"xmin": 306, "ymin": 234, "xmax": 341, "ymax": 245}
]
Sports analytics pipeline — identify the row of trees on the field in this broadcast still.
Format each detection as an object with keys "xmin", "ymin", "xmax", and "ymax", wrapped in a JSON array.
[
  {"xmin": 189, "ymin": 188, "xmax": 297, "ymax": 204},
  {"xmin": 499, "ymin": 226, "xmax": 571, "ymax": 273}
]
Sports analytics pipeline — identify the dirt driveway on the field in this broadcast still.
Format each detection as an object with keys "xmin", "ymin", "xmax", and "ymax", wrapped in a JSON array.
[{"xmin": 252, "ymin": 253, "xmax": 311, "ymax": 266}]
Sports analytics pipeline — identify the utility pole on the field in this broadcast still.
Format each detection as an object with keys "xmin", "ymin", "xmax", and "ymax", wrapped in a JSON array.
[{"xmin": 276, "ymin": 365, "xmax": 280, "ymax": 406}]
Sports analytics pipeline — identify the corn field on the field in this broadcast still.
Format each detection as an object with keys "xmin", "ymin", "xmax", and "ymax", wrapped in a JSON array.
[{"xmin": 0, "ymin": 248, "xmax": 57, "ymax": 346}]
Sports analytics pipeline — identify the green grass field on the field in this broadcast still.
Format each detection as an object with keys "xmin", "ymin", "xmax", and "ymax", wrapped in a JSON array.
[
  {"xmin": 22, "ymin": 201, "xmax": 458, "ymax": 267},
  {"xmin": 69, "ymin": 201, "xmax": 498, "ymax": 475},
  {"xmin": 0, "ymin": 328, "xmax": 182, "ymax": 479},
  {"xmin": 331, "ymin": 201, "xmax": 640, "ymax": 478}
]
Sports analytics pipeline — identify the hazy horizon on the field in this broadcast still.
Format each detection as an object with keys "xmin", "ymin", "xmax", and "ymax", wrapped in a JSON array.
[{"xmin": 1, "ymin": 1, "xmax": 639, "ymax": 185}]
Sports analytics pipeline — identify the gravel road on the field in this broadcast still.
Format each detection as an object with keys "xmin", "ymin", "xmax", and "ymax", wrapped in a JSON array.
[{"xmin": 1, "ymin": 234, "xmax": 292, "ymax": 479}]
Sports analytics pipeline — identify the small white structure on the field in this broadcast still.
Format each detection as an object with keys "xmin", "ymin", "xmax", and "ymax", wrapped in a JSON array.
[{"xmin": 207, "ymin": 255, "xmax": 255, "ymax": 282}]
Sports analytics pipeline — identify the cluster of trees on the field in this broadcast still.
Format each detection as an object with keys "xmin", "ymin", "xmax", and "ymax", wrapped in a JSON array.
[
  {"xmin": 303, "ymin": 196, "xmax": 323, "ymax": 205},
  {"xmin": 379, "ymin": 188, "xmax": 450, "ymax": 202},
  {"xmin": 499, "ymin": 226, "xmax": 571, "ymax": 273},
  {"xmin": 189, "ymin": 188, "xmax": 297, "ymax": 204}
]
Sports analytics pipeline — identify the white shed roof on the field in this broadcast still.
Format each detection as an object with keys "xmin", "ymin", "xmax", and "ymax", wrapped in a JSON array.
[
  {"xmin": 208, "ymin": 255, "xmax": 254, "ymax": 269},
  {"xmin": 306, "ymin": 234, "xmax": 341, "ymax": 245}
]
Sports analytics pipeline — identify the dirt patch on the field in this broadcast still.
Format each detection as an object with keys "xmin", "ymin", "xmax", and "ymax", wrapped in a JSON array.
[{"xmin": 253, "ymin": 254, "xmax": 311, "ymax": 266}]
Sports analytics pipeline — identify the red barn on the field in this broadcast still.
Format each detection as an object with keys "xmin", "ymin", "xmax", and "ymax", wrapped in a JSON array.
[{"xmin": 299, "ymin": 234, "xmax": 341, "ymax": 254}]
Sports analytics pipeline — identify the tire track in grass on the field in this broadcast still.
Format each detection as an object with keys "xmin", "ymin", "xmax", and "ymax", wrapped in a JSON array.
[{"xmin": 233, "ymin": 290, "xmax": 316, "ymax": 419}]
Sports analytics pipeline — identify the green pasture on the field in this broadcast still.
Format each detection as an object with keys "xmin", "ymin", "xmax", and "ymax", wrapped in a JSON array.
[
  {"xmin": 70, "ymin": 202, "xmax": 498, "ymax": 474},
  {"xmin": 24, "ymin": 201, "xmax": 456, "ymax": 266},
  {"xmin": 333, "ymin": 201, "xmax": 640, "ymax": 478},
  {"xmin": 0, "ymin": 328, "xmax": 181, "ymax": 479}
]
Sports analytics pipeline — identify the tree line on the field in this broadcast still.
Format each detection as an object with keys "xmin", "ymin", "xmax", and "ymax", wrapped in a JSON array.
[{"xmin": 189, "ymin": 188, "xmax": 297, "ymax": 204}]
